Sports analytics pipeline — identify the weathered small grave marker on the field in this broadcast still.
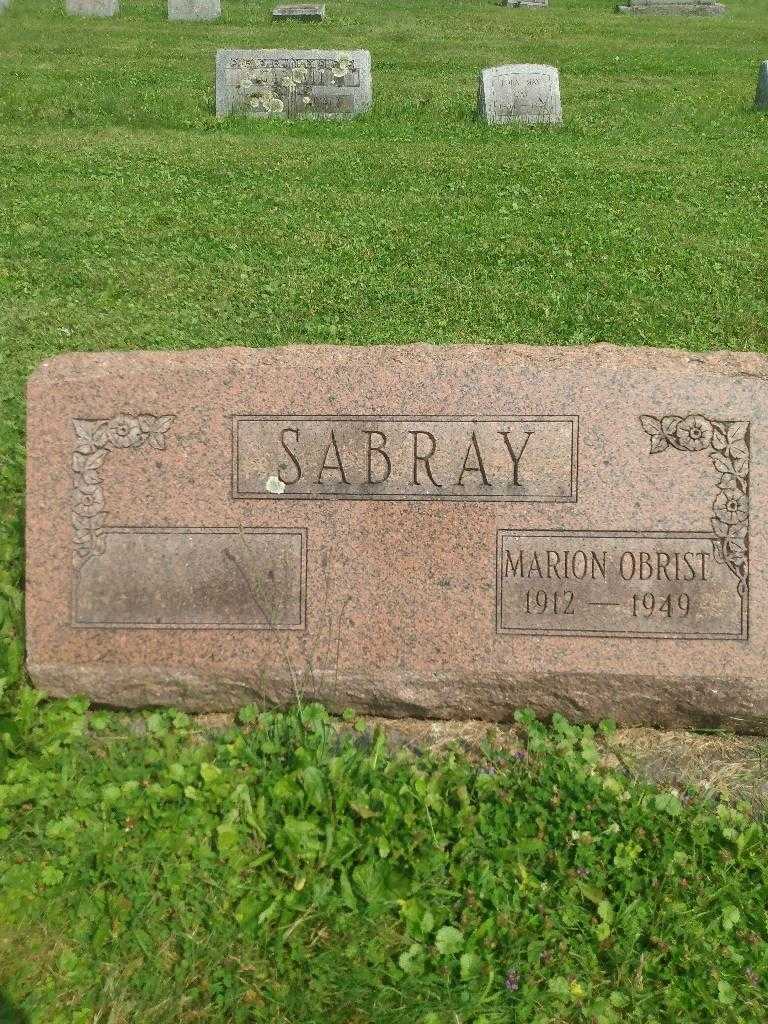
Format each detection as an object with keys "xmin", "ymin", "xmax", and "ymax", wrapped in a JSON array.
[
  {"xmin": 26, "ymin": 344, "xmax": 768, "ymax": 732},
  {"xmin": 215, "ymin": 49, "xmax": 372, "ymax": 118},
  {"xmin": 756, "ymin": 61, "xmax": 768, "ymax": 111},
  {"xmin": 500, "ymin": 0, "xmax": 548, "ymax": 8},
  {"xmin": 616, "ymin": 0, "xmax": 725, "ymax": 14},
  {"xmin": 272, "ymin": 3, "xmax": 325, "ymax": 20},
  {"xmin": 66, "ymin": 0, "xmax": 119, "ymax": 14},
  {"xmin": 477, "ymin": 64, "xmax": 561, "ymax": 125},
  {"xmin": 168, "ymin": 0, "xmax": 221, "ymax": 20}
]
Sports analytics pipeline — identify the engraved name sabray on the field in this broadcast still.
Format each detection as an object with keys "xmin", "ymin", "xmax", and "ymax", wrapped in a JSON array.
[
  {"xmin": 72, "ymin": 415, "xmax": 174, "ymax": 567},
  {"xmin": 639, "ymin": 413, "xmax": 749, "ymax": 596}
]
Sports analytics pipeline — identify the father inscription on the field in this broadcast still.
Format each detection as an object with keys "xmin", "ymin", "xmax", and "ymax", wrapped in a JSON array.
[{"xmin": 25, "ymin": 345, "xmax": 768, "ymax": 732}]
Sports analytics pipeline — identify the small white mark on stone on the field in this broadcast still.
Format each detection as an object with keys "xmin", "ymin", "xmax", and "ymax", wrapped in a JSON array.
[{"xmin": 266, "ymin": 475, "xmax": 285, "ymax": 494}]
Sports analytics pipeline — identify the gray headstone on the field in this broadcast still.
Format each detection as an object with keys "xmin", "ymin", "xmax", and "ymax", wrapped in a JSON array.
[
  {"xmin": 272, "ymin": 3, "xmax": 325, "ymax": 19},
  {"xmin": 215, "ymin": 49, "xmax": 372, "ymax": 119},
  {"xmin": 500, "ymin": 0, "xmax": 548, "ymax": 7},
  {"xmin": 0, "ymin": 0, "xmax": 10, "ymax": 12},
  {"xmin": 756, "ymin": 61, "xmax": 768, "ymax": 111},
  {"xmin": 477, "ymin": 64, "xmax": 561, "ymax": 126},
  {"xmin": 66, "ymin": 0, "xmax": 118, "ymax": 13},
  {"xmin": 617, "ymin": 0, "xmax": 725, "ymax": 13},
  {"xmin": 169, "ymin": 0, "xmax": 220, "ymax": 19}
]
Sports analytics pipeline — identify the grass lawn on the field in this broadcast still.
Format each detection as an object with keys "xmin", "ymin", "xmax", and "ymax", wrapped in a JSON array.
[
  {"xmin": 1, "ymin": 0, "xmax": 767, "ymax": 421},
  {"xmin": 2, "ymin": 0, "xmax": 768, "ymax": 1019},
  {"xmin": 3, "ymin": 698, "xmax": 768, "ymax": 1024}
]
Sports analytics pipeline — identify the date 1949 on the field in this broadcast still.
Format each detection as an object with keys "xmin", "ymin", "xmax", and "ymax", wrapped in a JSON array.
[
  {"xmin": 522, "ymin": 589, "xmax": 691, "ymax": 618},
  {"xmin": 631, "ymin": 593, "xmax": 690, "ymax": 618}
]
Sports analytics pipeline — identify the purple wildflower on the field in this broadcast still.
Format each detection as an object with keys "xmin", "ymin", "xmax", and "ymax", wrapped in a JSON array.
[
  {"xmin": 505, "ymin": 970, "xmax": 520, "ymax": 992},
  {"xmin": 513, "ymin": 750, "xmax": 527, "ymax": 762},
  {"xmin": 576, "ymin": 867, "xmax": 590, "ymax": 879}
]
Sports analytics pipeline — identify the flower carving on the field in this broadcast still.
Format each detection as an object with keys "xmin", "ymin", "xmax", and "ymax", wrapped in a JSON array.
[
  {"xmin": 106, "ymin": 415, "xmax": 143, "ymax": 448},
  {"xmin": 72, "ymin": 414, "xmax": 174, "ymax": 567},
  {"xmin": 640, "ymin": 414, "xmax": 749, "ymax": 596},
  {"xmin": 713, "ymin": 489, "xmax": 748, "ymax": 526},
  {"xmin": 674, "ymin": 415, "xmax": 713, "ymax": 452}
]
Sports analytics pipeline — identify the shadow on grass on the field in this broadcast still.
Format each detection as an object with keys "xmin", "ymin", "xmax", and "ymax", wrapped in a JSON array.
[{"xmin": 0, "ymin": 991, "xmax": 29, "ymax": 1024}]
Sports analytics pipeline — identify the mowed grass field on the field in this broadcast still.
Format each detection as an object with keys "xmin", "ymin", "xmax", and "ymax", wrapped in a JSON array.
[
  {"xmin": 1, "ymin": 0, "xmax": 768, "ymax": 428},
  {"xmin": 2, "ymin": 2, "xmax": 768, "ymax": 1022}
]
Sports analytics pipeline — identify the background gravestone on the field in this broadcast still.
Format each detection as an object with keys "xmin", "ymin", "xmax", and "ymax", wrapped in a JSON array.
[
  {"xmin": 168, "ymin": 0, "xmax": 220, "ymax": 19},
  {"xmin": 215, "ymin": 49, "xmax": 372, "ymax": 118},
  {"xmin": 756, "ymin": 61, "xmax": 768, "ymax": 110},
  {"xmin": 25, "ymin": 343, "xmax": 768, "ymax": 733},
  {"xmin": 272, "ymin": 3, "xmax": 325, "ymax": 19},
  {"xmin": 500, "ymin": 0, "xmax": 548, "ymax": 8},
  {"xmin": 66, "ymin": 0, "xmax": 118, "ymax": 13},
  {"xmin": 477, "ymin": 64, "xmax": 561, "ymax": 125},
  {"xmin": 616, "ymin": 0, "xmax": 726, "ymax": 14}
]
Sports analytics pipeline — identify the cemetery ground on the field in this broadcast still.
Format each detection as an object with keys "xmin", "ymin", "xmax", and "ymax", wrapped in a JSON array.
[{"xmin": 2, "ymin": 0, "xmax": 768, "ymax": 1020}]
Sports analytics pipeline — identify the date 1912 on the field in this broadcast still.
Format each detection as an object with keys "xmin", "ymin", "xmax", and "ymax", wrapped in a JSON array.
[{"xmin": 523, "ymin": 589, "xmax": 575, "ymax": 615}]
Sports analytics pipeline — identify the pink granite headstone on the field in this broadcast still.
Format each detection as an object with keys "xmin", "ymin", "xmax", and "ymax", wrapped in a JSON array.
[{"xmin": 25, "ymin": 344, "xmax": 768, "ymax": 731}]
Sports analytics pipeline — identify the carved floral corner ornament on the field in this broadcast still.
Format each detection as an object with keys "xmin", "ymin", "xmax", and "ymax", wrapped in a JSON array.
[
  {"xmin": 640, "ymin": 413, "xmax": 749, "ymax": 597},
  {"xmin": 72, "ymin": 415, "xmax": 174, "ymax": 568}
]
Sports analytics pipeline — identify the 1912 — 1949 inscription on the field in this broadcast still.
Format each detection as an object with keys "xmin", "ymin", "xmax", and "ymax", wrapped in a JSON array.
[{"xmin": 25, "ymin": 344, "xmax": 768, "ymax": 732}]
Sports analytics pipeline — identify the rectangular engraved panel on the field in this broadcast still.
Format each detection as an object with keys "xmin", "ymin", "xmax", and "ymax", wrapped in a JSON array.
[
  {"xmin": 73, "ymin": 528, "xmax": 306, "ymax": 629},
  {"xmin": 497, "ymin": 530, "xmax": 747, "ymax": 640},
  {"xmin": 233, "ymin": 415, "xmax": 578, "ymax": 501},
  {"xmin": 498, "ymin": 72, "xmax": 555, "ymax": 118},
  {"xmin": 215, "ymin": 49, "xmax": 372, "ymax": 119}
]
